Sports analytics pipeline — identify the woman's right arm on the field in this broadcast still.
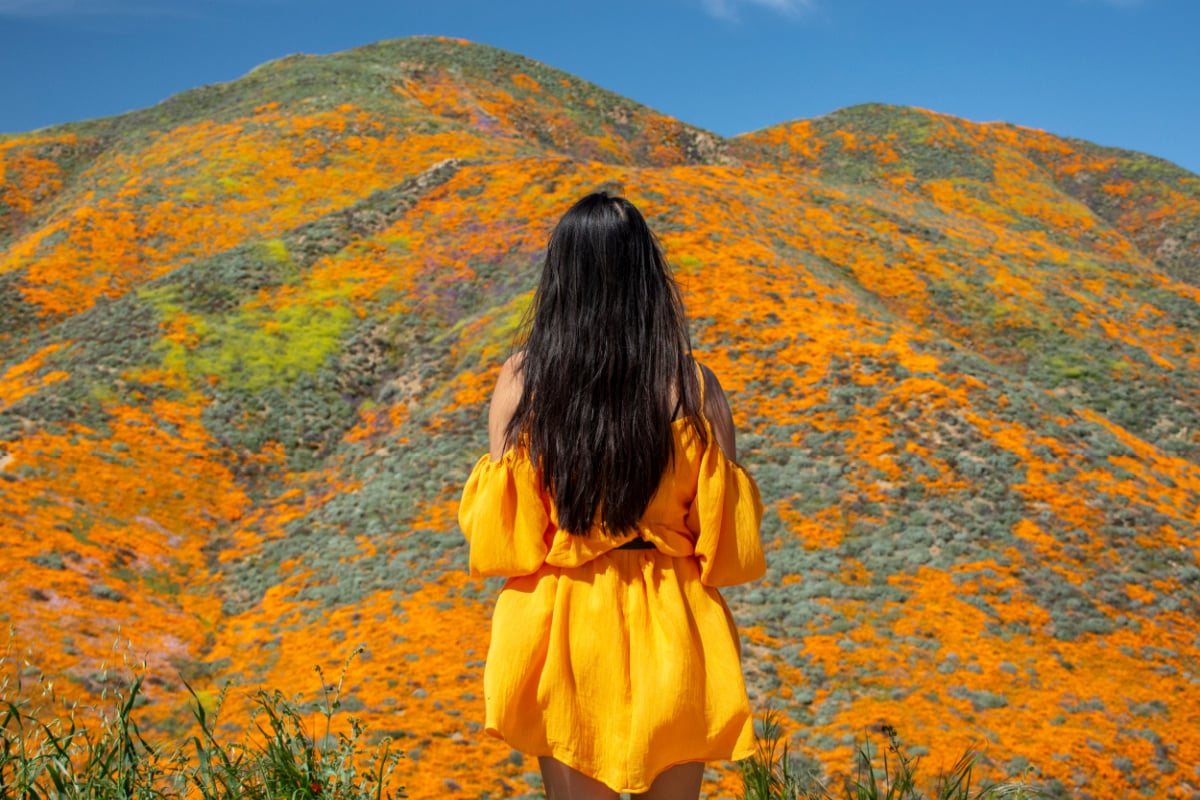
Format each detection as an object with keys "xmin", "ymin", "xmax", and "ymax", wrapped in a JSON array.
[
  {"xmin": 690, "ymin": 363, "xmax": 764, "ymax": 586},
  {"xmin": 700, "ymin": 363, "xmax": 738, "ymax": 463}
]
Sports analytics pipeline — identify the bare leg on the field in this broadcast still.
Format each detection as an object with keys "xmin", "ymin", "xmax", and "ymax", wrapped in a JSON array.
[
  {"xmin": 538, "ymin": 757, "xmax": 621, "ymax": 800},
  {"xmin": 631, "ymin": 762, "xmax": 704, "ymax": 800}
]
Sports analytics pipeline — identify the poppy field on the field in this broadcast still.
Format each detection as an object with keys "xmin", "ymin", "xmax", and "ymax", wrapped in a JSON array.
[{"xmin": 2, "ymin": 37, "xmax": 1198, "ymax": 798}]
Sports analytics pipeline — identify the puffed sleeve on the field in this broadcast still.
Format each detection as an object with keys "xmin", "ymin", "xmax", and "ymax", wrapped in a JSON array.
[
  {"xmin": 459, "ymin": 452, "xmax": 552, "ymax": 577},
  {"xmin": 687, "ymin": 439, "xmax": 766, "ymax": 587}
]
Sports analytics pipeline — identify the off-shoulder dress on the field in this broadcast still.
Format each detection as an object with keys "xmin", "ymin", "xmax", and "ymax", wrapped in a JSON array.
[{"xmin": 458, "ymin": 405, "xmax": 765, "ymax": 794}]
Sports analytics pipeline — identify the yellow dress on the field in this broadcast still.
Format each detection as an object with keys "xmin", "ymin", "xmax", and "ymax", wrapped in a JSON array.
[{"xmin": 458, "ymin": 415, "xmax": 765, "ymax": 794}]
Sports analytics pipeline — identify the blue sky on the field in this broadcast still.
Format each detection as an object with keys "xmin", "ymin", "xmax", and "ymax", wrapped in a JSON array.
[{"xmin": 2, "ymin": 0, "xmax": 1198, "ymax": 175}]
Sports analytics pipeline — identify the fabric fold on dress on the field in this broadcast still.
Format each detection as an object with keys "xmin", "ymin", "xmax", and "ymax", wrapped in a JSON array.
[
  {"xmin": 459, "ymin": 420, "xmax": 765, "ymax": 580},
  {"xmin": 457, "ymin": 413, "xmax": 766, "ymax": 793},
  {"xmin": 688, "ymin": 428, "xmax": 766, "ymax": 587},
  {"xmin": 459, "ymin": 451, "xmax": 551, "ymax": 577}
]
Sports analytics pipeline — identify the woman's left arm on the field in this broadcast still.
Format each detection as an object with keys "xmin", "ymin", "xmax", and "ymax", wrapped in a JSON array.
[
  {"xmin": 488, "ymin": 352, "xmax": 524, "ymax": 461},
  {"xmin": 459, "ymin": 352, "xmax": 551, "ymax": 578}
]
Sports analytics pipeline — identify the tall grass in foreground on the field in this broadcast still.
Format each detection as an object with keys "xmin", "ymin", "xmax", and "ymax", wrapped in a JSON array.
[
  {"xmin": 740, "ymin": 710, "xmax": 1043, "ymax": 800},
  {"xmin": 0, "ymin": 650, "xmax": 403, "ymax": 799},
  {"xmin": 4, "ymin": 658, "xmax": 1043, "ymax": 800}
]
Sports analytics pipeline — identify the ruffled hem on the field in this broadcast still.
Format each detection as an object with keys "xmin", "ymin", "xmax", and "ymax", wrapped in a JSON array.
[
  {"xmin": 459, "ymin": 451, "xmax": 552, "ymax": 577},
  {"xmin": 481, "ymin": 551, "xmax": 756, "ymax": 794},
  {"xmin": 483, "ymin": 728, "xmax": 753, "ymax": 794}
]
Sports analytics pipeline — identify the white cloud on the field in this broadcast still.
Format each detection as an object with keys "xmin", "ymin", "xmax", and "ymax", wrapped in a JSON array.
[{"xmin": 702, "ymin": 0, "xmax": 817, "ymax": 21}]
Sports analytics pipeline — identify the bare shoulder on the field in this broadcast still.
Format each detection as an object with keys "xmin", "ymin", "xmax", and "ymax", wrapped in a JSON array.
[
  {"xmin": 697, "ymin": 361, "xmax": 738, "ymax": 462},
  {"xmin": 487, "ymin": 352, "xmax": 525, "ymax": 460},
  {"xmin": 498, "ymin": 351, "xmax": 525, "ymax": 389}
]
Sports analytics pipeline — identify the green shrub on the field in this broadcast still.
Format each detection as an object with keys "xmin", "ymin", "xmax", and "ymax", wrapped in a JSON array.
[
  {"xmin": 740, "ymin": 710, "xmax": 1044, "ymax": 800},
  {"xmin": 0, "ymin": 653, "xmax": 403, "ymax": 800}
]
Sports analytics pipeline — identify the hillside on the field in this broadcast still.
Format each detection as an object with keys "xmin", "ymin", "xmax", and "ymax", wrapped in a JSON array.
[{"xmin": 2, "ymin": 36, "xmax": 1199, "ymax": 799}]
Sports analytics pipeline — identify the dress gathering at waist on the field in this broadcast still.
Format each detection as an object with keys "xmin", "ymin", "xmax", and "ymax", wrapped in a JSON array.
[{"xmin": 459, "ymin": 416, "xmax": 766, "ymax": 587}]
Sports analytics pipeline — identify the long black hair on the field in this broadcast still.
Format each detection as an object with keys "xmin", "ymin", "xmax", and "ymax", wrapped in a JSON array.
[{"xmin": 505, "ymin": 192, "xmax": 706, "ymax": 535}]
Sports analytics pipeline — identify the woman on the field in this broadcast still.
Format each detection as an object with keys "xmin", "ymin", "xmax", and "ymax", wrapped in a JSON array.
[{"xmin": 459, "ymin": 192, "xmax": 765, "ymax": 799}]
